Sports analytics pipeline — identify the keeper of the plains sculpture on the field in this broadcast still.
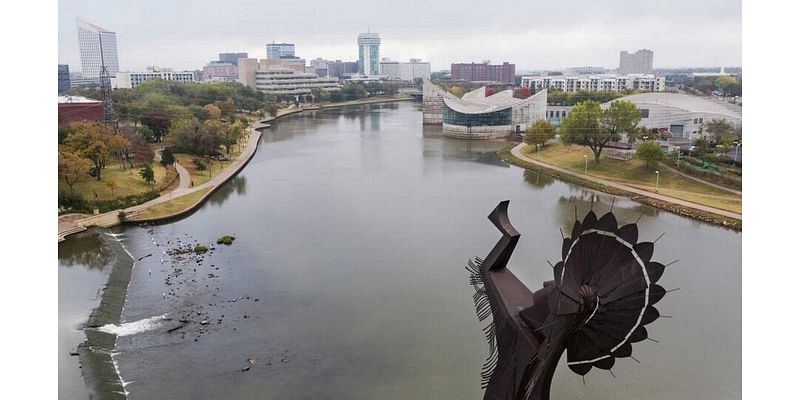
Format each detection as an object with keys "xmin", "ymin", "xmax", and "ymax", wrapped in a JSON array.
[{"xmin": 467, "ymin": 200, "xmax": 671, "ymax": 400}]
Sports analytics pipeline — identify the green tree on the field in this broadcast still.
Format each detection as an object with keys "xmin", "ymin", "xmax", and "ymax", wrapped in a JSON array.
[
  {"xmin": 160, "ymin": 148, "xmax": 176, "ymax": 168},
  {"xmin": 636, "ymin": 141, "xmax": 664, "ymax": 169},
  {"xmin": 705, "ymin": 119, "xmax": 735, "ymax": 143},
  {"xmin": 139, "ymin": 165, "xmax": 156, "ymax": 188},
  {"xmin": 140, "ymin": 110, "xmax": 171, "ymax": 142},
  {"xmin": 524, "ymin": 119, "xmax": 556, "ymax": 146},
  {"xmin": 561, "ymin": 100, "xmax": 641, "ymax": 163},
  {"xmin": 58, "ymin": 150, "xmax": 93, "ymax": 193}
]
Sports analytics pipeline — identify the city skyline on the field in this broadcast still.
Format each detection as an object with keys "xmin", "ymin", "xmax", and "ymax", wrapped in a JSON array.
[{"xmin": 58, "ymin": 0, "xmax": 741, "ymax": 72}]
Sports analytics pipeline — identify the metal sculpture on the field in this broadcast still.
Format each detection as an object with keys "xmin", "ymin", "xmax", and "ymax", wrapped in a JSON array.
[{"xmin": 467, "ymin": 200, "xmax": 669, "ymax": 400}]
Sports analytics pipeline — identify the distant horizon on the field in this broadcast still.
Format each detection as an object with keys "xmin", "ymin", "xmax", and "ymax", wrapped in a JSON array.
[{"xmin": 58, "ymin": 0, "xmax": 741, "ymax": 73}]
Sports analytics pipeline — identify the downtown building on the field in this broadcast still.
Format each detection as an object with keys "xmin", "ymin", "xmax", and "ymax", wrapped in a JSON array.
[
  {"xmin": 76, "ymin": 19, "xmax": 119, "ymax": 78},
  {"xmin": 238, "ymin": 59, "xmax": 340, "ymax": 97},
  {"xmin": 357, "ymin": 32, "xmax": 381, "ymax": 75},
  {"xmin": 202, "ymin": 61, "xmax": 239, "ymax": 81},
  {"xmin": 219, "ymin": 52, "xmax": 248, "ymax": 66},
  {"xmin": 520, "ymin": 74, "xmax": 665, "ymax": 93},
  {"xmin": 379, "ymin": 58, "xmax": 431, "ymax": 81},
  {"xmin": 450, "ymin": 61, "xmax": 515, "ymax": 84},
  {"xmin": 618, "ymin": 49, "xmax": 654, "ymax": 74},
  {"xmin": 327, "ymin": 60, "xmax": 359, "ymax": 79},
  {"xmin": 113, "ymin": 66, "xmax": 196, "ymax": 89},
  {"xmin": 266, "ymin": 42, "xmax": 296, "ymax": 59},
  {"xmin": 58, "ymin": 64, "xmax": 71, "ymax": 94}
]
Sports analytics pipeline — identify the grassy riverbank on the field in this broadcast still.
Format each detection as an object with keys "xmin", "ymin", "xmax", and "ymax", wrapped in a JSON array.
[
  {"xmin": 521, "ymin": 144, "xmax": 741, "ymax": 213},
  {"xmin": 130, "ymin": 187, "xmax": 212, "ymax": 221},
  {"xmin": 499, "ymin": 145, "xmax": 742, "ymax": 230}
]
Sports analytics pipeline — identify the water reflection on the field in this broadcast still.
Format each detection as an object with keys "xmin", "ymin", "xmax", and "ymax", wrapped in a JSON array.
[
  {"xmin": 58, "ymin": 230, "xmax": 114, "ymax": 270},
  {"xmin": 207, "ymin": 175, "xmax": 247, "ymax": 207},
  {"xmin": 523, "ymin": 170, "xmax": 555, "ymax": 189}
]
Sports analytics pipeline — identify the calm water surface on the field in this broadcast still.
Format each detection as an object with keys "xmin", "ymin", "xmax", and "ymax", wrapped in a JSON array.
[{"xmin": 60, "ymin": 102, "xmax": 741, "ymax": 399}]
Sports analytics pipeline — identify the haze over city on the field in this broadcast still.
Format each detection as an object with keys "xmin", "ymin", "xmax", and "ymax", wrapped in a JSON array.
[{"xmin": 58, "ymin": 0, "xmax": 742, "ymax": 72}]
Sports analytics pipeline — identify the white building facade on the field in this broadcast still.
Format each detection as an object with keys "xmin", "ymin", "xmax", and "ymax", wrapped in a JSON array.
[
  {"xmin": 380, "ymin": 58, "xmax": 431, "ymax": 81},
  {"xmin": 520, "ymin": 74, "xmax": 665, "ymax": 93},
  {"xmin": 113, "ymin": 67, "xmax": 196, "ymax": 89},
  {"xmin": 76, "ymin": 19, "xmax": 119, "ymax": 78},
  {"xmin": 252, "ymin": 69, "xmax": 340, "ymax": 96}
]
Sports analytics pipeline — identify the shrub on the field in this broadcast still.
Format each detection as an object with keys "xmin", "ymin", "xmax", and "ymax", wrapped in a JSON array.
[
  {"xmin": 194, "ymin": 244, "xmax": 208, "ymax": 254},
  {"xmin": 59, "ymin": 191, "xmax": 88, "ymax": 212},
  {"xmin": 117, "ymin": 211, "xmax": 127, "ymax": 221},
  {"xmin": 216, "ymin": 235, "xmax": 236, "ymax": 245},
  {"xmin": 193, "ymin": 158, "xmax": 208, "ymax": 171},
  {"xmin": 636, "ymin": 141, "xmax": 664, "ymax": 169}
]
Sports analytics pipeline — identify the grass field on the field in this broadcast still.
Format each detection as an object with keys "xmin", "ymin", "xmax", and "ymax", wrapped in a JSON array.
[
  {"xmin": 174, "ymin": 140, "xmax": 247, "ymax": 187},
  {"xmin": 522, "ymin": 144, "xmax": 741, "ymax": 213},
  {"xmin": 131, "ymin": 187, "xmax": 212, "ymax": 220},
  {"xmin": 60, "ymin": 162, "xmax": 170, "ymax": 201}
]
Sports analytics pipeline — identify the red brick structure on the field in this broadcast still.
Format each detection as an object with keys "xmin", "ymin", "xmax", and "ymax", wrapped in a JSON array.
[
  {"xmin": 450, "ymin": 62, "xmax": 515, "ymax": 84},
  {"xmin": 58, "ymin": 96, "xmax": 103, "ymax": 124}
]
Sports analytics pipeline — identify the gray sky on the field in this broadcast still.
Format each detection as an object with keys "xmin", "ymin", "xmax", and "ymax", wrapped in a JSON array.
[{"xmin": 58, "ymin": 0, "xmax": 741, "ymax": 73}]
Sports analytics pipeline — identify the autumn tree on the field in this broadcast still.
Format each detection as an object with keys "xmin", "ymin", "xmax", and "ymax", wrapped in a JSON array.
[
  {"xmin": 449, "ymin": 86, "xmax": 465, "ymax": 97},
  {"xmin": 204, "ymin": 103, "xmax": 222, "ymax": 120},
  {"xmin": 524, "ymin": 119, "xmax": 556, "ymax": 146},
  {"xmin": 105, "ymin": 179, "xmax": 118, "ymax": 197},
  {"xmin": 63, "ymin": 122, "xmax": 117, "ymax": 181},
  {"xmin": 58, "ymin": 150, "xmax": 93, "ymax": 193},
  {"xmin": 220, "ymin": 121, "xmax": 246, "ymax": 154}
]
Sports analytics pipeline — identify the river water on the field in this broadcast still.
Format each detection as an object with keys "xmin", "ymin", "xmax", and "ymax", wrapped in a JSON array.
[{"xmin": 59, "ymin": 101, "xmax": 741, "ymax": 399}]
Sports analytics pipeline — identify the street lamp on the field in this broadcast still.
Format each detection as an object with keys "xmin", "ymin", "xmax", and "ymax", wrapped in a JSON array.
[
  {"xmin": 537, "ymin": 143, "xmax": 541, "ymax": 158},
  {"xmin": 734, "ymin": 142, "xmax": 741, "ymax": 162},
  {"xmin": 655, "ymin": 170, "xmax": 660, "ymax": 193},
  {"xmin": 584, "ymin": 155, "xmax": 588, "ymax": 174}
]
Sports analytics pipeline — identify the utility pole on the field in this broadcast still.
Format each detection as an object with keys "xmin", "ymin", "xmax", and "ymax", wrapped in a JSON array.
[{"xmin": 98, "ymin": 33, "xmax": 114, "ymax": 127}]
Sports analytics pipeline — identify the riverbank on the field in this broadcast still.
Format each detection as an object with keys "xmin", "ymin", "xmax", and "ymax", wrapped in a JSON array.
[{"xmin": 499, "ymin": 144, "xmax": 742, "ymax": 230}]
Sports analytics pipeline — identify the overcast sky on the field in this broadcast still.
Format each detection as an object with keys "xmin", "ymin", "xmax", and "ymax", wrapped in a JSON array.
[{"xmin": 58, "ymin": 0, "xmax": 741, "ymax": 73}]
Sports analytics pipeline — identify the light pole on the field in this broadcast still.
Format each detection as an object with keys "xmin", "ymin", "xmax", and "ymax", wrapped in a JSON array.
[
  {"xmin": 734, "ymin": 142, "xmax": 741, "ymax": 162},
  {"xmin": 584, "ymin": 155, "xmax": 588, "ymax": 174},
  {"xmin": 537, "ymin": 143, "xmax": 540, "ymax": 158},
  {"xmin": 655, "ymin": 170, "xmax": 660, "ymax": 193}
]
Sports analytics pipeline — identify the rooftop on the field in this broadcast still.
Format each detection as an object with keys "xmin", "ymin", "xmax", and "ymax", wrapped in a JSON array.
[
  {"xmin": 611, "ymin": 92, "xmax": 742, "ymax": 119},
  {"xmin": 58, "ymin": 95, "xmax": 101, "ymax": 104},
  {"xmin": 443, "ymin": 86, "xmax": 545, "ymax": 114}
]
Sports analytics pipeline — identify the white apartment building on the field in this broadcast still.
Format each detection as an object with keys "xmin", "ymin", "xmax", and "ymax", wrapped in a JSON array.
[
  {"xmin": 619, "ymin": 49, "xmax": 654, "ymax": 75},
  {"xmin": 113, "ymin": 67, "xmax": 196, "ymax": 89},
  {"xmin": 520, "ymin": 74, "xmax": 665, "ymax": 93},
  {"xmin": 76, "ymin": 19, "xmax": 119, "ymax": 78},
  {"xmin": 379, "ymin": 58, "xmax": 431, "ymax": 81}
]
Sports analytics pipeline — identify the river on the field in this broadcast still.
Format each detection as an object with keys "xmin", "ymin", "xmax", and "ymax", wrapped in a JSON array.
[{"xmin": 59, "ymin": 101, "xmax": 741, "ymax": 399}]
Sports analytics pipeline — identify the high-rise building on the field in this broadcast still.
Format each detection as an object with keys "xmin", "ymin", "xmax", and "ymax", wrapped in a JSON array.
[
  {"xmin": 58, "ymin": 64, "xmax": 71, "ymax": 94},
  {"xmin": 618, "ymin": 49, "xmax": 654, "ymax": 75},
  {"xmin": 328, "ymin": 60, "xmax": 359, "ymax": 79},
  {"xmin": 219, "ymin": 52, "xmax": 248, "ymax": 66},
  {"xmin": 357, "ymin": 32, "xmax": 381, "ymax": 75},
  {"xmin": 76, "ymin": 19, "xmax": 119, "ymax": 78},
  {"xmin": 380, "ymin": 58, "xmax": 431, "ymax": 81},
  {"xmin": 450, "ymin": 61, "xmax": 515, "ymax": 84},
  {"xmin": 266, "ymin": 43, "xmax": 296, "ymax": 59}
]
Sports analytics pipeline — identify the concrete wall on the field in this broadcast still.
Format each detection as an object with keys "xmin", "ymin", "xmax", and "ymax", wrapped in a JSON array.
[
  {"xmin": 422, "ymin": 80, "xmax": 449, "ymax": 125},
  {"xmin": 442, "ymin": 123, "xmax": 512, "ymax": 139}
]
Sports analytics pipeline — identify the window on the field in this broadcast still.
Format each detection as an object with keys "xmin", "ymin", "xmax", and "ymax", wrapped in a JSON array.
[{"xmin": 640, "ymin": 109, "xmax": 650, "ymax": 118}]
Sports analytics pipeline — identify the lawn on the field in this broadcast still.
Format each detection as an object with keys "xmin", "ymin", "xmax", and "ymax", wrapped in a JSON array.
[
  {"xmin": 174, "ymin": 139, "xmax": 247, "ymax": 187},
  {"xmin": 131, "ymin": 187, "xmax": 212, "ymax": 220},
  {"xmin": 60, "ymin": 162, "xmax": 171, "ymax": 201},
  {"xmin": 522, "ymin": 144, "xmax": 742, "ymax": 213}
]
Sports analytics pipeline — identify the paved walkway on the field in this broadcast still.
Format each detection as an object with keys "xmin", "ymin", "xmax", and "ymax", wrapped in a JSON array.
[
  {"xmin": 509, "ymin": 143, "xmax": 742, "ymax": 220},
  {"xmin": 58, "ymin": 126, "xmax": 262, "ymax": 241}
]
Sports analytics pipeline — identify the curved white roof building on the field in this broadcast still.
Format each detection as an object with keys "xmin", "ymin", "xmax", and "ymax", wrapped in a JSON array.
[{"xmin": 423, "ymin": 81, "xmax": 547, "ymax": 139}]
